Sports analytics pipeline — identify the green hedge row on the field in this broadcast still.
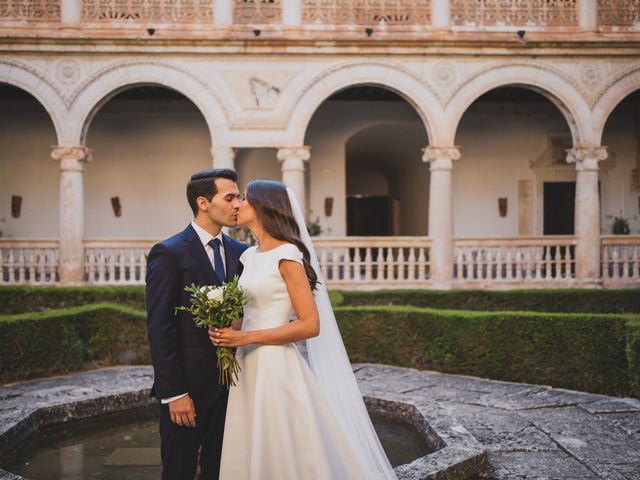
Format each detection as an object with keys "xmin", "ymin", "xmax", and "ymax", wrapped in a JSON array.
[
  {"xmin": 0, "ymin": 286, "xmax": 145, "ymax": 315},
  {"xmin": 338, "ymin": 289, "xmax": 640, "ymax": 314},
  {"xmin": 335, "ymin": 306, "xmax": 637, "ymax": 398},
  {"xmin": 0, "ymin": 304, "xmax": 149, "ymax": 383},
  {"xmin": 1, "ymin": 301, "xmax": 638, "ymax": 398}
]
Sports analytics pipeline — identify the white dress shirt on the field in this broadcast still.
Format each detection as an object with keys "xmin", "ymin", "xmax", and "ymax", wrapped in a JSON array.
[{"xmin": 161, "ymin": 222, "xmax": 226, "ymax": 405}]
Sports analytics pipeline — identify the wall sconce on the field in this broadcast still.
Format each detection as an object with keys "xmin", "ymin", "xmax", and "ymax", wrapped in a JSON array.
[
  {"xmin": 147, "ymin": 28, "xmax": 156, "ymax": 36},
  {"xmin": 498, "ymin": 197, "xmax": 508, "ymax": 217},
  {"xmin": 111, "ymin": 196, "xmax": 122, "ymax": 217},
  {"xmin": 253, "ymin": 29, "xmax": 261, "ymax": 37},
  {"xmin": 11, "ymin": 195, "xmax": 22, "ymax": 218},
  {"xmin": 324, "ymin": 197, "xmax": 333, "ymax": 217},
  {"xmin": 365, "ymin": 27, "xmax": 373, "ymax": 37},
  {"xmin": 517, "ymin": 30, "xmax": 525, "ymax": 39}
]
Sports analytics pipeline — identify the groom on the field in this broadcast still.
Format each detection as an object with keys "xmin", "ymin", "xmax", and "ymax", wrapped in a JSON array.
[{"xmin": 146, "ymin": 168, "xmax": 248, "ymax": 480}]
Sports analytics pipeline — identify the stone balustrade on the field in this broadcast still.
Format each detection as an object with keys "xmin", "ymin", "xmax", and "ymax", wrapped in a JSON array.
[
  {"xmin": 1, "ymin": 0, "xmax": 637, "ymax": 31},
  {"xmin": 3, "ymin": 236, "xmax": 640, "ymax": 288}
]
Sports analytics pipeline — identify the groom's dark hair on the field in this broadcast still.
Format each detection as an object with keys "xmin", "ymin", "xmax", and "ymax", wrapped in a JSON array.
[{"xmin": 187, "ymin": 168, "xmax": 238, "ymax": 215}]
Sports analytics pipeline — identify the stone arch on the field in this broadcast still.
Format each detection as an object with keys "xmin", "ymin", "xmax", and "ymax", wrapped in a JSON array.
[
  {"xmin": 70, "ymin": 60, "xmax": 231, "ymax": 145},
  {"xmin": 592, "ymin": 64, "xmax": 640, "ymax": 145},
  {"xmin": 0, "ymin": 59, "xmax": 66, "ymax": 143},
  {"xmin": 446, "ymin": 62, "xmax": 592, "ymax": 147},
  {"xmin": 286, "ymin": 62, "xmax": 441, "ymax": 146}
]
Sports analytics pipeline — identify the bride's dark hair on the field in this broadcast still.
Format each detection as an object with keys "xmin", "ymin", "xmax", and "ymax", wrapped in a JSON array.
[{"xmin": 246, "ymin": 179, "xmax": 318, "ymax": 291}]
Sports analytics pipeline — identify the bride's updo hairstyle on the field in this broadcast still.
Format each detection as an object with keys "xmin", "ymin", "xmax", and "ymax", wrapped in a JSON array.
[{"xmin": 246, "ymin": 179, "xmax": 318, "ymax": 292}]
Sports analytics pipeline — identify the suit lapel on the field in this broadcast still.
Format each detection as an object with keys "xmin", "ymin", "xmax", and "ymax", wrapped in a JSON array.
[{"xmin": 183, "ymin": 225, "xmax": 219, "ymax": 286}]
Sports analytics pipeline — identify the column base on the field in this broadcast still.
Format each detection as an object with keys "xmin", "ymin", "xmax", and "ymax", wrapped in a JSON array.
[{"xmin": 573, "ymin": 278, "xmax": 604, "ymax": 289}]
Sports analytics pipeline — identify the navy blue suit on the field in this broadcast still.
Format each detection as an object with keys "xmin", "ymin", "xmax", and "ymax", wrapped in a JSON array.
[{"xmin": 146, "ymin": 224, "xmax": 248, "ymax": 480}]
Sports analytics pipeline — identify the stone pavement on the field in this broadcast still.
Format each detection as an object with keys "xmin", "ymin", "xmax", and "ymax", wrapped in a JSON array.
[
  {"xmin": 354, "ymin": 364, "xmax": 640, "ymax": 480},
  {"xmin": 1, "ymin": 365, "xmax": 639, "ymax": 479}
]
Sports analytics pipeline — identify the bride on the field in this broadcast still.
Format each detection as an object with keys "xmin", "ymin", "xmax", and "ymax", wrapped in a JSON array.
[{"xmin": 209, "ymin": 179, "xmax": 396, "ymax": 479}]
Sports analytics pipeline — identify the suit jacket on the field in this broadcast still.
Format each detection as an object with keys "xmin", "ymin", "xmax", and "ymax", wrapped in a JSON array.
[{"xmin": 146, "ymin": 224, "xmax": 248, "ymax": 411}]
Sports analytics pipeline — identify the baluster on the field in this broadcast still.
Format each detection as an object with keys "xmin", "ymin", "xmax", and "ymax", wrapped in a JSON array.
[
  {"xmin": 535, "ymin": 246, "xmax": 542, "ymax": 280},
  {"xmin": 633, "ymin": 247, "xmax": 639, "ymax": 280},
  {"xmin": 377, "ymin": 247, "xmax": 385, "ymax": 281},
  {"xmin": 553, "ymin": 245, "xmax": 562, "ymax": 280},
  {"xmin": 621, "ymin": 246, "xmax": 630, "ymax": 280},
  {"xmin": 611, "ymin": 249, "xmax": 620, "ymax": 279},
  {"xmin": 0, "ymin": 250, "xmax": 4, "ymax": 284},
  {"xmin": 397, "ymin": 247, "xmax": 406, "ymax": 281},
  {"xmin": 408, "ymin": 247, "xmax": 416, "ymax": 281},
  {"xmin": 97, "ymin": 253, "xmax": 106, "ymax": 283},
  {"xmin": 352, "ymin": 246, "xmax": 361, "ymax": 281},
  {"xmin": 17, "ymin": 251, "xmax": 26, "ymax": 283},
  {"xmin": 562, "ymin": 245, "xmax": 571, "ymax": 279},
  {"xmin": 332, "ymin": 248, "xmax": 339, "ymax": 282},
  {"xmin": 523, "ymin": 248, "xmax": 531, "ymax": 281},
  {"xmin": 48, "ymin": 250, "xmax": 58, "ymax": 283},
  {"xmin": 87, "ymin": 253, "xmax": 96, "ymax": 284},
  {"xmin": 472, "ymin": 248, "xmax": 480, "ymax": 280},
  {"xmin": 129, "ymin": 250, "xmax": 136, "ymax": 283},
  {"xmin": 107, "ymin": 251, "xmax": 117, "ymax": 283},
  {"xmin": 7, "ymin": 250, "xmax": 15, "ymax": 283},
  {"xmin": 602, "ymin": 247, "xmax": 610, "ymax": 280},
  {"xmin": 320, "ymin": 249, "xmax": 328, "ymax": 281},
  {"xmin": 418, "ymin": 247, "xmax": 426, "ymax": 281},
  {"xmin": 364, "ymin": 247, "xmax": 372, "ymax": 281},
  {"xmin": 28, "ymin": 251, "xmax": 36, "ymax": 283},
  {"xmin": 343, "ymin": 247, "xmax": 351, "ymax": 282},
  {"xmin": 492, "ymin": 249, "xmax": 500, "ymax": 280},
  {"xmin": 140, "ymin": 251, "xmax": 148, "ymax": 283},
  {"xmin": 505, "ymin": 250, "xmax": 513, "ymax": 281},
  {"xmin": 455, "ymin": 248, "xmax": 463, "ymax": 280},
  {"xmin": 37, "ymin": 250, "xmax": 46, "ymax": 283},
  {"xmin": 544, "ymin": 246, "xmax": 552, "ymax": 280}
]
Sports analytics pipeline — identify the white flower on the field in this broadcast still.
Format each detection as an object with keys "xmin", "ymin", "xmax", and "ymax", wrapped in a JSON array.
[{"xmin": 207, "ymin": 287, "xmax": 224, "ymax": 303}]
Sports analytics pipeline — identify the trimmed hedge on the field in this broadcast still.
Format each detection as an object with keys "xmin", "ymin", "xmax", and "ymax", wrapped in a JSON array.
[
  {"xmin": 0, "ymin": 304, "xmax": 149, "ymax": 383},
  {"xmin": 338, "ymin": 289, "xmax": 640, "ymax": 314},
  {"xmin": 0, "ymin": 286, "xmax": 146, "ymax": 315},
  {"xmin": 335, "ymin": 306, "xmax": 637, "ymax": 398}
]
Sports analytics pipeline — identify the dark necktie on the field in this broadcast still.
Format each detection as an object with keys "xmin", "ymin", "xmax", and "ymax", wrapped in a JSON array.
[{"xmin": 208, "ymin": 238, "xmax": 226, "ymax": 282}]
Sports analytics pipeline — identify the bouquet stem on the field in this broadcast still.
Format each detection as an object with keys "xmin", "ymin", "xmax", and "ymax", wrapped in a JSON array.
[{"xmin": 217, "ymin": 347, "xmax": 241, "ymax": 388}]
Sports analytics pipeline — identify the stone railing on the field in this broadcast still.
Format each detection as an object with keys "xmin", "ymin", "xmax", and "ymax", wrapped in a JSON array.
[
  {"xmin": 302, "ymin": 0, "xmax": 432, "ymax": 27},
  {"xmin": 453, "ymin": 236, "xmax": 578, "ymax": 287},
  {"xmin": 0, "ymin": 239, "xmax": 60, "ymax": 284},
  {"xmin": 81, "ymin": 0, "xmax": 213, "ymax": 24},
  {"xmin": 451, "ymin": 0, "xmax": 579, "ymax": 30},
  {"xmin": 84, "ymin": 239, "xmax": 155, "ymax": 285},
  {"xmin": 601, "ymin": 235, "xmax": 640, "ymax": 287},
  {"xmin": 2, "ymin": 0, "xmax": 637, "ymax": 31},
  {"xmin": 0, "ymin": 0, "xmax": 60, "ymax": 21},
  {"xmin": 312, "ymin": 237, "xmax": 432, "ymax": 289}
]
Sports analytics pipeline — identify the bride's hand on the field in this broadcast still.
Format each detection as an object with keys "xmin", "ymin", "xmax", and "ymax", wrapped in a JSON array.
[{"xmin": 209, "ymin": 327, "xmax": 248, "ymax": 347}]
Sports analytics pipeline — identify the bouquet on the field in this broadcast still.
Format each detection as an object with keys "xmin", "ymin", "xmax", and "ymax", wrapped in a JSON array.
[{"xmin": 175, "ymin": 275, "xmax": 249, "ymax": 388}]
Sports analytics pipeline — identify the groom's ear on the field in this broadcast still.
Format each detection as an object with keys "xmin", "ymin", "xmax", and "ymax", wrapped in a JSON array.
[{"xmin": 196, "ymin": 195, "xmax": 210, "ymax": 212}]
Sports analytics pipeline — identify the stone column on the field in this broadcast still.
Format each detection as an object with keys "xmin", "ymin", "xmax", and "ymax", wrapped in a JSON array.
[
  {"xmin": 282, "ymin": 0, "xmax": 303, "ymax": 26},
  {"xmin": 277, "ymin": 147, "xmax": 310, "ymax": 217},
  {"xmin": 566, "ymin": 146, "xmax": 607, "ymax": 285},
  {"xmin": 431, "ymin": 0, "xmax": 451, "ymax": 30},
  {"xmin": 61, "ymin": 0, "xmax": 82, "ymax": 25},
  {"xmin": 423, "ymin": 146, "xmax": 460, "ymax": 289},
  {"xmin": 51, "ymin": 145, "xmax": 92, "ymax": 284},
  {"xmin": 214, "ymin": 0, "xmax": 233, "ymax": 27},
  {"xmin": 578, "ymin": 0, "xmax": 598, "ymax": 31},
  {"xmin": 211, "ymin": 146, "xmax": 236, "ymax": 170}
]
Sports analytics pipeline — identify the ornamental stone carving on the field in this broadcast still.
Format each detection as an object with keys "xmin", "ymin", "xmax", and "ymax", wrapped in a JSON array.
[
  {"xmin": 566, "ymin": 147, "xmax": 608, "ymax": 171},
  {"xmin": 51, "ymin": 145, "xmax": 92, "ymax": 171},
  {"xmin": 55, "ymin": 59, "xmax": 82, "ymax": 85}
]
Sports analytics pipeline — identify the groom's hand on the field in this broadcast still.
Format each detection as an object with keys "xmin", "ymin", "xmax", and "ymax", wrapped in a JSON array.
[{"xmin": 169, "ymin": 394, "xmax": 196, "ymax": 427}]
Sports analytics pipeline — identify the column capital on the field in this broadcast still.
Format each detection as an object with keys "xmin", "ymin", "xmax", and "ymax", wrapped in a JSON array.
[
  {"xmin": 422, "ymin": 146, "xmax": 461, "ymax": 170},
  {"xmin": 566, "ymin": 146, "xmax": 608, "ymax": 171},
  {"xmin": 51, "ymin": 145, "xmax": 92, "ymax": 172},
  {"xmin": 277, "ymin": 146, "xmax": 311, "ymax": 162},
  {"xmin": 211, "ymin": 146, "xmax": 236, "ymax": 170}
]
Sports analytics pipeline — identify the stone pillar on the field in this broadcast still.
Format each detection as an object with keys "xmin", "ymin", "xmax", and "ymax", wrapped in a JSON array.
[
  {"xmin": 431, "ymin": 0, "xmax": 451, "ymax": 30},
  {"xmin": 566, "ymin": 146, "xmax": 607, "ymax": 285},
  {"xmin": 214, "ymin": 0, "xmax": 233, "ymax": 27},
  {"xmin": 277, "ymin": 147, "xmax": 310, "ymax": 217},
  {"xmin": 211, "ymin": 146, "xmax": 236, "ymax": 170},
  {"xmin": 51, "ymin": 146, "xmax": 92, "ymax": 284},
  {"xmin": 281, "ymin": 0, "xmax": 303, "ymax": 26},
  {"xmin": 578, "ymin": 0, "xmax": 598, "ymax": 31},
  {"xmin": 61, "ymin": 0, "xmax": 82, "ymax": 25},
  {"xmin": 423, "ymin": 146, "xmax": 460, "ymax": 289}
]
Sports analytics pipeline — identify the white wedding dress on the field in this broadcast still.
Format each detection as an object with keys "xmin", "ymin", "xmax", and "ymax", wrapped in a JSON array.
[{"xmin": 219, "ymin": 243, "xmax": 372, "ymax": 479}]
